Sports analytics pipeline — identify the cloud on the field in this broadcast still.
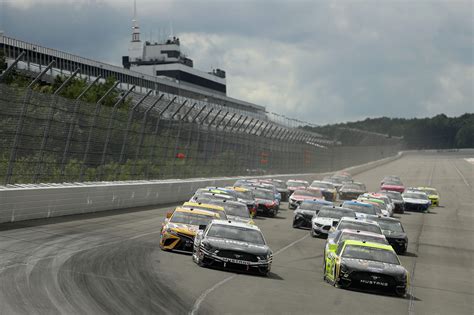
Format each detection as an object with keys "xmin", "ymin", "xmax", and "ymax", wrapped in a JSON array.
[{"xmin": 1, "ymin": 0, "xmax": 472, "ymax": 124}]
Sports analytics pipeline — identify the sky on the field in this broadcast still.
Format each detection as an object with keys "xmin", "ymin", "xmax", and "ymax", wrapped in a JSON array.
[{"xmin": 1, "ymin": 0, "xmax": 472, "ymax": 125}]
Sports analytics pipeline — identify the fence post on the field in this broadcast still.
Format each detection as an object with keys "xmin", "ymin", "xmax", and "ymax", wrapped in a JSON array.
[
  {"xmin": 133, "ymin": 93, "xmax": 163, "ymax": 177},
  {"xmin": 33, "ymin": 68, "xmax": 80, "ymax": 183},
  {"xmin": 116, "ymin": 90, "xmax": 152, "ymax": 179},
  {"xmin": 145, "ymin": 96, "xmax": 176, "ymax": 179},
  {"xmin": 4, "ymin": 60, "xmax": 55, "ymax": 185},
  {"xmin": 60, "ymin": 75, "xmax": 102, "ymax": 180},
  {"xmin": 97, "ymin": 85, "xmax": 135, "ymax": 180},
  {"xmin": 0, "ymin": 51, "xmax": 25, "ymax": 82},
  {"xmin": 79, "ymin": 81, "xmax": 120, "ymax": 181}
]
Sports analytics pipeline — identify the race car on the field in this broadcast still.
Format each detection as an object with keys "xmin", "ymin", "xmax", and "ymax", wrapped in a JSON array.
[
  {"xmin": 402, "ymin": 191, "xmax": 431, "ymax": 212},
  {"xmin": 361, "ymin": 193, "xmax": 394, "ymax": 217},
  {"xmin": 322, "ymin": 176, "xmax": 345, "ymax": 191},
  {"xmin": 269, "ymin": 179, "xmax": 290, "ymax": 201},
  {"xmin": 289, "ymin": 189, "xmax": 324, "ymax": 210},
  {"xmin": 369, "ymin": 215, "xmax": 408, "ymax": 254},
  {"xmin": 324, "ymin": 240, "xmax": 409, "ymax": 297},
  {"xmin": 329, "ymin": 217, "xmax": 383, "ymax": 235},
  {"xmin": 342, "ymin": 200, "xmax": 382, "ymax": 218},
  {"xmin": 182, "ymin": 201, "xmax": 228, "ymax": 220},
  {"xmin": 225, "ymin": 186, "xmax": 257, "ymax": 216},
  {"xmin": 324, "ymin": 229, "xmax": 389, "ymax": 266},
  {"xmin": 338, "ymin": 182, "xmax": 367, "ymax": 200},
  {"xmin": 310, "ymin": 206, "xmax": 355, "ymax": 238},
  {"xmin": 252, "ymin": 188, "xmax": 279, "ymax": 217},
  {"xmin": 414, "ymin": 187, "xmax": 440, "ymax": 207},
  {"xmin": 308, "ymin": 181, "xmax": 338, "ymax": 201},
  {"xmin": 286, "ymin": 179, "xmax": 309, "ymax": 195},
  {"xmin": 379, "ymin": 190, "xmax": 405, "ymax": 214},
  {"xmin": 160, "ymin": 207, "xmax": 221, "ymax": 252},
  {"xmin": 192, "ymin": 220, "xmax": 273, "ymax": 275},
  {"xmin": 199, "ymin": 199, "xmax": 255, "ymax": 225},
  {"xmin": 292, "ymin": 199, "xmax": 333, "ymax": 229},
  {"xmin": 380, "ymin": 178, "xmax": 405, "ymax": 193},
  {"xmin": 358, "ymin": 196, "xmax": 391, "ymax": 217}
]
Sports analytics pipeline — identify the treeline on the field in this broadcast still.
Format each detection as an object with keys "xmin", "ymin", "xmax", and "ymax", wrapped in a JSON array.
[{"xmin": 304, "ymin": 114, "xmax": 474, "ymax": 149}]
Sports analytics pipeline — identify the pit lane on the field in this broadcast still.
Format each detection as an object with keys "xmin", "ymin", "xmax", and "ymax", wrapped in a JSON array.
[{"xmin": 0, "ymin": 151, "xmax": 472, "ymax": 314}]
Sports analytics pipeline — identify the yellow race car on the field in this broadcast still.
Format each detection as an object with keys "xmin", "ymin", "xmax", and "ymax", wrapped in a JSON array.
[
  {"xmin": 160, "ymin": 207, "xmax": 220, "ymax": 252},
  {"xmin": 182, "ymin": 201, "xmax": 228, "ymax": 220},
  {"xmin": 414, "ymin": 187, "xmax": 440, "ymax": 206}
]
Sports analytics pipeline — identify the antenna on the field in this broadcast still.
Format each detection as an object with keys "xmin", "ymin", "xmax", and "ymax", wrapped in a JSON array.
[{"xmin": 169, "ymin": 21, "xmax": 174, "ymax": 38}]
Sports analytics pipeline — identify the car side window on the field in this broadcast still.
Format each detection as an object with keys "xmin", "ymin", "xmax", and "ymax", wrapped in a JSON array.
[{"xmin": 336, "ymin": 243, "xmax": 344, "ymax": 256}]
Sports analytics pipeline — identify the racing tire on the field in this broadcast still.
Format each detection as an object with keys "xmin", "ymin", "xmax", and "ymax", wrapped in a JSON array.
[
  {"xmin": 310, "ymin": 229, "xmax": 320, "ymax": 238},
  {"xmin": 268, "ymin": 208, "xmax": 276, "ymax": 218}
]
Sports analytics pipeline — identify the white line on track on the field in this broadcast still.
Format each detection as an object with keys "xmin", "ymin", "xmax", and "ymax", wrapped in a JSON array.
[
  {"xmin": 453, "ymin": 161, "xmax": 471, "ymax": 187},
  {"xmin": 189, "ymin": 234, "xmax": 309, "ymax": 315}
]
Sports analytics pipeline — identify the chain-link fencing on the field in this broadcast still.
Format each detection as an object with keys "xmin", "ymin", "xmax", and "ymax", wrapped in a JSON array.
[{"xmin": 0, "ymin": 79, "xmax": 403, "ymax": 185}]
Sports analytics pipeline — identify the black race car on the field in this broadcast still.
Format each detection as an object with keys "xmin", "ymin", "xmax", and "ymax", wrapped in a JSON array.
[
  {"xmin": 292, "ymin": 199, "xmax": 333, "ymax": 229},
  {"xmin": 325, "ymin": 240, "xmax": 408, "ymax": 297},
  {"xmin": 369, "ymin": 215, "xmax": 408, "ymax": 254},
  {"xmin": 380, "ymin": 190, "xmax": 405, "ymax": 214},
  {"xmin": 338, "ymin": 182, "xmax": 367, "ymax": 200},
  {"xmin": 193, "ymin": 220, "xmax": 273, "ymax": 276}
]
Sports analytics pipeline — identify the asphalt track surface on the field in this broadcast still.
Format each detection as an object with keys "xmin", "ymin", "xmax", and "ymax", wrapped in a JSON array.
[{"xmin": 0, "ymin": 151, "xmax": 472, "ymax": 315}]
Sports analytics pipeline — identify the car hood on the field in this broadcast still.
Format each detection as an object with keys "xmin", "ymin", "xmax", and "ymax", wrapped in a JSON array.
[
  {"xmin": 341, "ymin": 257, "xmax": 406, "ymax": 276},
  {"xmin": 291, "ymin": 195, "xmax": 321, "ymax": 201},
  {"xmin": 166, "ymin": 223, "xmax": 199, "ymax": 235},
  {"xmin": 255, "ymin": 198, "xmax": 274, "ymax": 204},
  {"xmin": 403, "ymin": 197, "xmax": 430, "ymax": 204},
  {"xmin": 227, "ymin": 215, "xmax": 253, "ymax": 224},
  {"xmin": 204, "ymin": 237, "xmax": 270, "ymax": 255},
  {"xmin": 295, "ymin": 210, "xmax": 317, "ymax": 217},
  {"xmin": 312, "ymin": 217, "xmax": 338, "ymax": 225},
  {"xmin": 382, "ymin": 230, "xmax": 407, "ymax": 239},
  {"xmin": 340, "ymin": 189, "xmax": 364, "ymax": 193}
]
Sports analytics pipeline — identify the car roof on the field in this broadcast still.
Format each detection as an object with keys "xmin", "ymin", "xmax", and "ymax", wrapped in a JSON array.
[
  {"xmin": 209, "ymin": 219, "xmax": 261, "ymax": 231},
  {"xmin": 301, "ymin": 199, "xmax": 332, "ymax": 204},
  {"xmin": 339, "ymin": 216, "xmax": 378, "ymax": 225},
  {"xmin": 227, "ymin": 186, "xmax": 250, "ymax": 192},
  {"xmin": 342, "ymin": 239, "xmax": 395, "ymax": 251},
  {"xmin": 368, "ymin": 215, "xmax": 402, "ymax": 223},
  {"xmin": 182, "ymin": 202, "xmax": 225, "ymax": 211},
  {"xmin": 174, "ymin": 207, "xmax": 221, "ymax": 217},
  {"xmin": 343, "ymin": 200, "xmax": 373, "ymax": 207},
  {"xmin": 340, "ymin": 228, "xmax": 387, "ymax": 239}
]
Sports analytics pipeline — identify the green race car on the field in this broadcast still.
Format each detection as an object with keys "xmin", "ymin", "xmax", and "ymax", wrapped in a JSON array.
[{"xmin": 324, "ymin": 240, "xmax": 409, "ymax": 297}]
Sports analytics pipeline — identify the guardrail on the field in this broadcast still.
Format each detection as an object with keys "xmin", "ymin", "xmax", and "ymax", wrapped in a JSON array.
[{"xmin": 0, "ymin": 152, "xmax": 403, "ymax": 224}]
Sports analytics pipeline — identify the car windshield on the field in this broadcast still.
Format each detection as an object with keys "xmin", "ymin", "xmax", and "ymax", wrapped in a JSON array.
[
  {"xmin": 294, "ymin": 190, "xmax": 322, "ymax": 197},
  {"xmin": 299, "ymin": 202, "xmax": 327, "ymax": 211},
  {"xmin": 233, "ymin": 190, "xmax": 254, "ymax": 200},
  {"xmin": 423, "ymin": 188, "xmax": 438, "ymax": 195},
  {"xmin": 337, "ymin": 221, "xmax": 382, "ymax": 234},
  {"xmin": 311, "ymin": 182, "xmax": 333, "ymax": 189},
  {"xmin": 287, "ymin": 180, "xmax": 308, "ymax": 187},
  {"xmin": 342, "ymin": 245, "xmax": 399, "ymax": 265},
  {"xmin": 344, "ymin": 203, "xmax": 377, "ymax": 215},
  {"xmin": 222, "ymin": 203, "xmax": 250, "ymax": 218},
  {"xmin": 170, "ymin": 212, "xmax": 215, "ymax": 226},
  {"xmin": 317, "ymin": 208, "xmax": 354, "ymax": 219},
  {"xmin": 381, "ymin": 191, "xmax": 402, "ymax": 201},
  {"xmin": 340, "ymin": 233, "xmax": 388, "ymax": 245},
  {"xmin": 375, "ymin": 220, "xmax": 404, "ymax": 233},
  {"xmin": 404, "ymin": 192, "xmax": 428, "ymax": 200},
  {"xmin": 253, "ymin": 189, "xmax": 274, "ymax": 200},
  {"xmin": 207, "ymin": 225, "xmax": 265, "ymax": 245},
  {"xmin": 272, "ymin": 181, "xmax": 287, "ymax": 189},
  {"xmin": 325, "ymin": 177, "xmax": 343, "ymax": 184},
  {"xmin": 384, "ymin": 180, "xmax": 402, "ymax": 186},
  {"xmin": 342, "ymin": 183, "xmax": 364, "ymax": 191}
]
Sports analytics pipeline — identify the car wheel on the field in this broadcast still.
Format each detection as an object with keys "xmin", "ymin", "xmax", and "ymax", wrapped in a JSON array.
[{"xmin": 268, "ymin": 209, "xmax": 276, "ymax": 218}]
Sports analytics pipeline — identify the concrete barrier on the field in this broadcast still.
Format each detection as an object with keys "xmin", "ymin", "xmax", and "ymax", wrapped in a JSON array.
[{"xmin": 0, "ymin": 152, "xmax": 404, "ymax": 224}]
